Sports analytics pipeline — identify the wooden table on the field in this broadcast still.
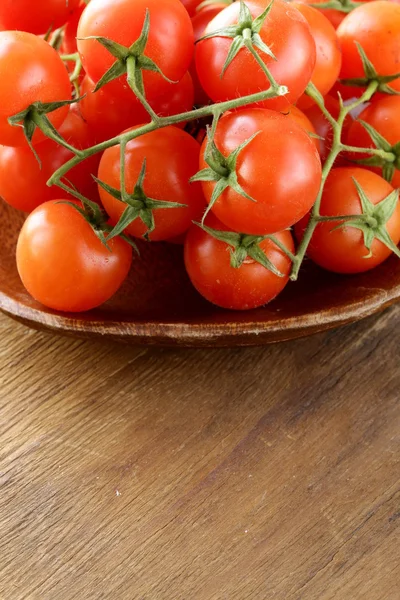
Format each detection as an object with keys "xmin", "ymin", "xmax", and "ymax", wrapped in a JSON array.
[{"xmin": 0, "ymin": 307, "xmax": 399, "ymax": 600}]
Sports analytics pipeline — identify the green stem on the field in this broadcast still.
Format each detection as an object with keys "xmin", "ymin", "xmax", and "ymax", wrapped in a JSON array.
[
  {"xmin": 126, "ymin": 55, "xmax": 159, "ymax": 123},
  {"xmin": 290, "ymin": 80, "xmax": 379, "ymax": 281},
  {"xmin": 47, "ymin": 84, "xmax": 287, "ymax": 187},
  {"xmin": 341, "ymin": 144, "xmax": 396, "ymax": 163}
]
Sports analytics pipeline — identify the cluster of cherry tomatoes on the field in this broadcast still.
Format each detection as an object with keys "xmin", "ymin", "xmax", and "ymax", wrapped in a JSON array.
[{"xmin": 1, "ymin": 0, "xmax": 400, "ymax": 312}]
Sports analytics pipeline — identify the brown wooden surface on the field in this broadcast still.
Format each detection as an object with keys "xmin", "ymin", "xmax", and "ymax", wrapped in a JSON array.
[{"xmin": 0, "ymin": 308, "xmax": 399, "ymax": 600}]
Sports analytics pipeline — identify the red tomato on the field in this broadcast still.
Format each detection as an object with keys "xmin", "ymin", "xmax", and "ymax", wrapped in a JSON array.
[
  {"xmin": 304, "ymin": 94, "xmax": 353, "ymax": 163},
  {"xmin": 295, "ymin": 168, "xmax": 400, "ymax": 273},
  {"xmin": 191, "ymin": 4, "xmax": 227, "ymax": 105},
  {"xmin": 184, "ymin": 213, "xmax": 294, "ymax": 310},
  {"xmin": 293, "ymin": 3, "xmax": 342, "ymax": 110},
  {"xmin": 79, "ymin": 72, "xmax": 194, "ymax": 143},
  {"xmin": 337, "ymin": 1, "xmax": 400, "ymax": 97},
  {"xmin": 0, "ymin": 108, "xmax": 100, "ymax": 212},
  {"xmin": 180, "ymin": 0, "xmax": 203, "ymax": 16},
  {"xmin": 17, "ymin": 200, "xmax": 133, "ymax": 312},
  {"xmin": 61, "ymin": 1, "xmax": 86, "ymax": 55},
  {"xmin": 77, "ymin": 0, "xmax": 194, "ymax": 100},
  {"xmin": 0, "ymin": 32, "xmax": 71, "ymax": 147},
  {"xmin": 98, "ymin": 126, "xmax": 206, "ymax": 241},
  {"xmin": 0, "ymin": 0, "xmax": 80, "ymax": 34},
  {"xmin": 199, "ymin": 108, "xmax": 322, "ymax": 235},
  {"xmin": 285, "ymin": 105, "xmax": 320, "ymax": 152},
  {"xmin": 345, "ymin": 96, "xmax": 400, "ymax": 187},
  {"xmin": 294, "ymin": 0, "xmax": 373, "ymax": 29},
  {"xmin": 195, "ymin": 0, "xmax": 316, "ymax": 111}
]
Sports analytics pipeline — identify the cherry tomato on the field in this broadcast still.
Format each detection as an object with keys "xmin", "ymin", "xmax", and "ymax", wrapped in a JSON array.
[
  {"xmin": 0, "ymin": 0, "xmax": 80, "ymax": 35},
  {"xmin": 295, "ymin": 167, "xmax": 400, "ymax": 273},
  {"xmin": 304, "ymin": 95, "xmax": 353, "ymax": 163},
  {"xmin": 337, "ymin": 1, "xmax": 400, "ymax": 97},
  {"xmin": 191, "ymin": 4, "xmax": 227, "ymax": 105},
  {"xmin": 79, "ymin": 72, "xmax": 194, "ymax": 143},
  {"xmin": 199, "ymin": 108, "xmax": 322, "ymax": 235},
  {"xmin": 98, "ymin": 126, "xmax": 206, "ymax": 241},
  {"xmin": 285, "ymin": 105, "xmax": 319, "ymax": 152},
  {"xmin": 180, "ymin": 0, "xmax": 203, "ymax": 16},
  {"xmin": 17, "ymin": 200, "xmax": 133, "ymax": 312},
  {"xmin": 293, "ymin": 0, "xmax": 373, "ymax": 30},
  {"xmin": 0, "ymin": 108, "xmax": 100, "ymax": 213},
  {"xmin": 345, "ymin": 96, "xmax": 400, "ymax": 188},
  {"xmin": 195, "ymin": 0, "xmax": 316, "ymax": 111},
  {"xmin": 61, "ymin": 1, "xmax": 86, "ymax": 55},
  {"xmin": 77, "ymin": 0, "xmax": 194, "ymax": 100},
  {"xmin": 293, "ymin": 3, "xmax": 342, "ymax": 110},
  {"xmin": 0, "ymin": 31, "xmax": 71, "ymax": 147},
  {"xmin": 184, "ymin": 213, "xmax": 294, "ymax": 310}
]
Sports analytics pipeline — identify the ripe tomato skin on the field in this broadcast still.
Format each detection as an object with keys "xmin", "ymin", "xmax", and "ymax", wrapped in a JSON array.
[
  {"xmin": 195, "ymin": 0, "xmax": 316, "ymax": 111},
  {"xmin": 294, "ymin": 0, "xmax": 372, "ymax": 29},
  {"xmin": 79, "ymin": 72, "xmax": 194, "ymax": 143},
  {"xmin": 345, "ymin": 96, "xmax": 400, "ymax": 188},
  {"xmin": 285, "ymin": 105, "xmax": 319, "ymax": 152},
  {"xmin": 293, "ymin": 3, "xmax": 342, "ymax": 110},
  {"xmin": 295, "ymin": 167, "xmax": 400, "ymax": 274},
  {"xmin": 77, "ymin": 0, "xmax": 194, "ymax": 100},
  {"xmin": 337, "ymin": 2, "xmax": 400, "ymax": 97},
  {"xmin": 200, "ymin": 108, "xmax": 322, "ymax": 235},
  {"xmin": 0, "ymin": 0, "xmax": 80, "ymax": 35},
  {"xmin": 0, "ymin": 32, "xmax": 71, "ymax": 147},
  {"xmin": 304, "ymin": 95, "xmax": 353, "ymax": 163},
  {"xmin": 180, "ymin": 0, "xmax": 203, "ymax": 16},
  {"xmin": 0, "ymin": 108, "xmax": 100, "ymax": 212},
  {"xmin": 98, "ymin": 126, "xmax": 206, "ymax": 241},
  {"xmin": 191, "ymin": 4, "xmax": 227, "ymax": 105},
  {"xmin": 17, "ymin": 200, "xmax": 133, "ymax": 313},
  {"xmin": 184, "ymin": 214, "xmax": 294, "ymax": 310},
  {"xmin": 61, "ymin": 1, "xmax": 87, "ymax": 55}
]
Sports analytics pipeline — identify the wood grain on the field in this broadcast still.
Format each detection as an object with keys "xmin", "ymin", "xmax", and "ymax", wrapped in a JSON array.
[{"xmin": 0, "ymin": 309, "xmax": 399, "ymax": 600}]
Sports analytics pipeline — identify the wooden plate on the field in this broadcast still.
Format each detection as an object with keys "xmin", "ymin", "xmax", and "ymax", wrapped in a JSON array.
[{"xmin": 0, "ymin": 200, "xmax": 399, "ymax": 347}]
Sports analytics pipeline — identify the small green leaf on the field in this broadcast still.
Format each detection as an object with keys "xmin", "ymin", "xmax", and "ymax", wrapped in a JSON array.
[
  {"xmin": 107, "ymin": 206, "xmax": 141, "ymax": 240},
  {"xmin": 221, "ymin": 36, "xmax": 244, "ymax": 77},
  {"xmin": 247, "ymin": 244, "xmax": 283, "ymax": 277},
  {"xmin": 94, "ymin": 176, "xmax": 123, "ymax": 202},
  {"xmin": 358, "ymin": 119, "xmax": 393, "ymax": 152},
  {"xmin": 195, "ymin": 222, "xmax": 241, "ymax": 248},
  {"xmin": 252, "ymin": 0, "xmax": 274, "ymax": 33},
  {"xmin": 190, "ymin": 168, "xmax": 220, "ymax": 183},
  {"xmin": 94, "ymin": 60, "xmax": 127, "ymax": 92}
]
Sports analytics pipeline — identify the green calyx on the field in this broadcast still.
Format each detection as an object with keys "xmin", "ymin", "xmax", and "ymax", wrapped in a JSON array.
[
  {"xmin": 95, "ymin": 159, "xmax": 186, "ymax": 241},
  {"xmin": 197, "ymin": 222, "xmax": 288, "ymax": 275},
  {"xmin": 349, "ymin": 120, "xmax": 400, "ymax": 184},
  {"xmin": 191, "ymin": 122, "xmax": 260, "ymax": 223},
  {"xmin": 332, "ymin": 178, "xmax": 400, "ymax": 259},
  {"xmin": 310, "ymin": 0, "xmax": 364, "ymax": 14},
  {"xmin": 340, "ymin": 43, "xmax": 400, "ymax": 95},
  {"xmin": 198, "ymin": 0, "xmax": 278, "ymax": 85},
  {"xmin": 58, "ymin": 197, "xmax": 138, "ymax": 253},
  {"xmin": 86, "ymin": 9, "xmax": 174, "ymax": 103},
  {"xmin": 8, "ymin": 98, "xmax": 80, "ymax": 165}
]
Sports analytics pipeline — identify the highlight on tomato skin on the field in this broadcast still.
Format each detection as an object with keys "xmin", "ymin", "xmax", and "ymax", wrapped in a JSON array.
[
  {"xmin": 16, "ymin": 201, "xmax": 133, "ymax": 313},
  {"xmin": 295, "ymin": 168, "xmax": 400, "ymax": 274},
  {"xmin": 184, "ymin": 214, "xmax": 294, "ymax": 311}
]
